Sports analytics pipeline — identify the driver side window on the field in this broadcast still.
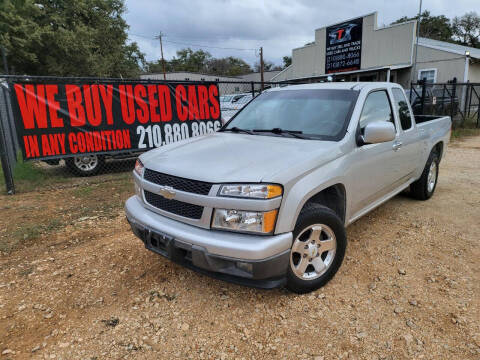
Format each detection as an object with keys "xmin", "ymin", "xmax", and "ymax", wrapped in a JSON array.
[{"xmin": 359, "ymin": 90, "xmax": 395, "ymax": 129}]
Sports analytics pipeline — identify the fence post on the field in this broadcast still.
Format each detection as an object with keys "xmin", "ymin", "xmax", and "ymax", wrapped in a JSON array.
[
  {"xmin": 420, "ymin": 79, "xmax": 426, "ymax": 115},
  {"xmin": 477, "ymin": 94, "xmax": 480, "ymax": 128},
  {"xmin": 441, "ymin": 84, "xmax": 446, "ymax": 115},
  {"xmin": 462, "ymin": 81, "xmax": 469, "ymax": 126},
  {"xmin": 0, "ymin": 103, "xmax": 15, "ymax": 194},
  {"xmin": 250, "ymin": 81, "xmax": 255, "ymax": 98},
  {"xmin": 450, "ymin": 77, "xmax": 457, "ymax": 121},
  {"xmin": 0, "ymin": 47, "xmax": 15, "ymax": 194}
]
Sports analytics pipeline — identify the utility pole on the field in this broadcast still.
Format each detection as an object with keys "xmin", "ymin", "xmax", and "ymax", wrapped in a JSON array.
[
  {"xmin": 411, "ymin": 0, "xmax": 423, "ymax": 84},
  {"xmin": 155, "ymin": 32, "xmax": 167, "ymax": 80},
  {"xmin": 260, "ymin": 47, "xmax": 264, "ymax": 91}
]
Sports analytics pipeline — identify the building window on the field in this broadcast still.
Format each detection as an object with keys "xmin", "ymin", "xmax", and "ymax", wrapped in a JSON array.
[{"xmin": 418, "ymin": 69, "xmax": 437, "ymax": 83}]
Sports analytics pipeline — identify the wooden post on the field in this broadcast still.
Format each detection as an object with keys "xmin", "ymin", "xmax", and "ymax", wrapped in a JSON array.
[
  {"xmin": 155, "ymin": 32, "xmax": 167, "ymax": 80},
  {"xmin": 260, "ymin": 47, "xmax": 264, "ymax": 91}
]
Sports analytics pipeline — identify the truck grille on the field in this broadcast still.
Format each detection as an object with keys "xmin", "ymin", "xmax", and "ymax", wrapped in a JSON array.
[
  {"xmin": 144, "ymin": 190, "xmax": 204, "ymax": 220},
  {"xmin": 144, "ymin": 169, "xmax": 212, "ymax": 195}
]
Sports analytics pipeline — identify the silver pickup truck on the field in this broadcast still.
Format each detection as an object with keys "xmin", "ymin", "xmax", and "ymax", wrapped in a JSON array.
[{"xmin": 125, "ymin": 82, "xmax": 451, "ymax": 293}]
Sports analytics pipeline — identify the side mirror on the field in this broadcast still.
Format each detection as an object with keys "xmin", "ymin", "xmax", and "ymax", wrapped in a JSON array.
[{"xmin": 362, "ymin": 121, "xmax": 396, "ymax": 144}]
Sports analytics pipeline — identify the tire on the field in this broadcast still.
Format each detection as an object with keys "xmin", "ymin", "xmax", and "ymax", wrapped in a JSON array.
[
  {"xmin": 65, "ymin": 155, "xmax": 105, "ymax": 176},
  {"xmin": 410, "ymin": 150, "xmax": 439, "ymax": 200},
  {"xmin": 286, "ymin": 203, "xmax": 347, "ymax": 294}
]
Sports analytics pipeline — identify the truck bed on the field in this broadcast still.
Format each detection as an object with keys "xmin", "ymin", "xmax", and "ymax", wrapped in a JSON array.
[{"xmin": 414, "ymin": 115, "xmax": 448, "ymax": 124}]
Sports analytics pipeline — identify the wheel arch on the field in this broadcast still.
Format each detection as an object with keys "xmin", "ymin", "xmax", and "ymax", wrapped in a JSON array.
[
  {"xmin": 278, "ymin": 183, "xmax": 347, "ymax": 234},
  {"xmin": 302, "ymin": 184, "xmax": 346, "ymax": 223},
  {"xmin": 433, "ymin": 141, "xmax": 444, "ymax": 162}
]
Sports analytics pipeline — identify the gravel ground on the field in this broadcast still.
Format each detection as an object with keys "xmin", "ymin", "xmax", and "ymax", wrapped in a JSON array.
[{"xmin": 0, "ymin": 136, "xmax": 479, "ymax": 360}]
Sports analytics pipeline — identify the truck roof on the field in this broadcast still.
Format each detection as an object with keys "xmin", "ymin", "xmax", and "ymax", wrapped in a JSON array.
[{"xmin": 267, "ymin": 82, "xmax": 403, "ymax": 92}]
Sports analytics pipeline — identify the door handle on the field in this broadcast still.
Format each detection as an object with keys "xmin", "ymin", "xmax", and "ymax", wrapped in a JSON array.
[{"xmin": 393, "ymin": 141, "xmax": 403, "ymax": 151}]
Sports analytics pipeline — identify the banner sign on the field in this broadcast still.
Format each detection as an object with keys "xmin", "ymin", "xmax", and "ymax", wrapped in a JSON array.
[
  {"xmin": 11, "ymin": 81, "xmax": 222, "ymax": 160},
  {"xmin": 325, "ymin": 17, "xmax": 363, "ymax": 74}
]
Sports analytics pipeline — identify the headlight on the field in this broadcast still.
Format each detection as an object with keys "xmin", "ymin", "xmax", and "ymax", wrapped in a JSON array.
[
  {"xmin": 134, "ymin": 159, "xmax": 144, "ymax": 177},
  {"xmin": 212, "ymin": 209, "xmax": 278, "ymax": 234},
  {"xmin": 219, "ymin": 184, "xmax": 282, "ymax": 199}
]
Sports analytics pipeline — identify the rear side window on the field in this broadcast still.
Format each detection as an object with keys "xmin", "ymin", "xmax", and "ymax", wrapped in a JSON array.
[
  {"xmin": 359, "ymin": 90, "xmax": 394, "ymax": 129},
  {"xmin": 392, "ymin": 88, "xmax": 412, "ymax": 130}
]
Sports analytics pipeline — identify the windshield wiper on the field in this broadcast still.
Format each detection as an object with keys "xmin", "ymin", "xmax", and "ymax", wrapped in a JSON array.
[
  {"xmin": 252, "ymin": 128, "xmax": 310, "ymax": 139},
  {"xmin": 221, "ymin": 127, "xmax": 254, "ymax": 135}
]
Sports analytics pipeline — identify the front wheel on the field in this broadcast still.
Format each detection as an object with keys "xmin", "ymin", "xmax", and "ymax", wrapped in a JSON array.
[
  {"xmin": 66, "ymin": 155, "xmax": 105, "ymax": 176},
  {"xmin": 286, "ymin": 203, "xmax": 347, "ymax": 294},
  {"xmin": 410, "ymin": 150, "xmax": 439, "ymax": 200}
]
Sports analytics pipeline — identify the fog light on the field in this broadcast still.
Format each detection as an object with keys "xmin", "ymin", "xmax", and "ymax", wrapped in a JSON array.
[{"xmin": 236, "ymin": 261, "xmax": 253, "ymax": 274}]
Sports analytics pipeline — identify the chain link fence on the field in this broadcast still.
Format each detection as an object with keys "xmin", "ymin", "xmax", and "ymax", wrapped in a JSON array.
[
  {"xmin": 409, "ymin": 79, "xmax": 480, "ymax": 128},
  {"xmin": 4, "ymin": 75, "xmax": 478, "ymax": 195}
]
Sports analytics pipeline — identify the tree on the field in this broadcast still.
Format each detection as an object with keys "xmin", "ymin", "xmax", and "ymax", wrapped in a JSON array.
[
  {"xmin": 254, "ymin": 60, "xmax": 282, "ymax": 72},
  {"xmin": 392, "ymin": 11, "xmax": 453, "ymax": 42},
  {"xmin": 452, "ymin": 12, "xmax": 480, "ymax": 47},
  {"xmin": 146, "ymin": 48, "xmax": 252, "ymax": 76},
  {"xmin": 0, "ymin": 0, "xmax": 145, "ymax": 77},
  {"xmin": 207, "ymin": 56, "xmax": 252, "ymax": 76},
  {"xmin": 169, "ymin": 48, "xmax": 212, "ymax": 72},
  {"xmin": 282, "ymin": 56, "xmax": 292, "ymax": 68}
]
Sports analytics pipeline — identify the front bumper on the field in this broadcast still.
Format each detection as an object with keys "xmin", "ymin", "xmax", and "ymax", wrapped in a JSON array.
[{"xmin": 125, "ymin": 196, "xmax": 292, "ymax": 288}]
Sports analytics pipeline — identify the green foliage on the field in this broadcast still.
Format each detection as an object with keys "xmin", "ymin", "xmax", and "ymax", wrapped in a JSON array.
[
  {"xmin": 207, "ymin": 56, "xmax": 252, "ymax": 76},
  {"xmin": 452, "ymin": 12, "xmax": 480, "ymax": 48},
  {"xmin": 254, "ymin": 60, "xmax": 282, "ymax": 73},
  {"xmin": 392, "ymin": 11, "xmax": 453, "ymax": 42},
  {"xmin": 0, "ymin": 0, "xmax": 145, "ymax": 77},
  {"xmin": 282, "ymin": 56, "xmax": 292, "ymax": 69},
  {"xmin": 146, "ymin": 48, "xmax": 253, "ymax": 76},
  {"xmin": 171, "ymin": 48, "xmax": 212, "ymax": 73},
  {"xmin": 392, "ymin": 10, "xmax": 479, "ymax": 48}
]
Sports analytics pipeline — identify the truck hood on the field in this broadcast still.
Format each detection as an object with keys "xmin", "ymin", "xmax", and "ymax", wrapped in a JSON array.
[{"xmin": 140, "ymin": 132, "xmax": 343, "ymax": 183}]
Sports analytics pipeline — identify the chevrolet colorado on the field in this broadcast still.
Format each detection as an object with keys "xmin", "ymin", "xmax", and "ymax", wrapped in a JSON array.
[{"xmin": 125, "ymin": 82, "xmax": 451, "ymax": 293}]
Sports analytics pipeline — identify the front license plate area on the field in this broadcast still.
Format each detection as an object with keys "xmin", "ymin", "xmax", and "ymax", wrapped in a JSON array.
[{"xmin": 145, "ymin": 229, "xmax": 173, "ymax": 257}]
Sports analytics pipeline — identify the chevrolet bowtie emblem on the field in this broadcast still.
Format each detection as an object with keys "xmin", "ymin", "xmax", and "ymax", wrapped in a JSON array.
[{"xmin": 158, "ymin": 186, "xmax": 176, "ymax": 200}]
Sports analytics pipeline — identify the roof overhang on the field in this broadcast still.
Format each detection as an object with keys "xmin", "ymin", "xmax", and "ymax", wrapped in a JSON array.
[{"xmin": 278, "ymin": 64, "xmax": 412, "ymax": 82}]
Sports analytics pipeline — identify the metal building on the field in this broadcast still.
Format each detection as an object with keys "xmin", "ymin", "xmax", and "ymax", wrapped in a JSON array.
[{"xmin": 272, "ymin": 12, "xmax": 480, "ymax": 87}]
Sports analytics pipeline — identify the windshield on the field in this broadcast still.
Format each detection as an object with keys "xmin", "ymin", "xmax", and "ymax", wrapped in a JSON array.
[{"xmin": 224, "ymin": 89, "xmax": 359, "ymax": 140}]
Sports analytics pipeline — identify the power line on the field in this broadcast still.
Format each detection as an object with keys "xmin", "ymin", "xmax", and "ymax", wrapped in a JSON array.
[
  {"xmin": 129, "ymin": 33, "xmax": 155, "ymax": 40},
  {"xmin": 163, "ymin": 39, "xmax": 257, "ymax": 51}
]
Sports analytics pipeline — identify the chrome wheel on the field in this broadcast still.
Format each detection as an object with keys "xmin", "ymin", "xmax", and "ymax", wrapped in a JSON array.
[
  {"xmin": 73, "ymin": 155, "xmax": 99, "ymax": 172},
  {"xmin": 427, "ymin": 161, "xmax": 437, "ymax": 193},
  {"xmin": 290, "ymin": 224, "xmax": 337, "ymax": 280}
]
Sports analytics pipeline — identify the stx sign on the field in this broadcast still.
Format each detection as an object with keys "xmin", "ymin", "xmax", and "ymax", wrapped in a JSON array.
[
  {"xmin": 325, "ymin": 17, "xmax": 363, "ymax": 74},
  {"xmin": 11, "ymin": 81, "xmax": 221, "ymax": 160}
]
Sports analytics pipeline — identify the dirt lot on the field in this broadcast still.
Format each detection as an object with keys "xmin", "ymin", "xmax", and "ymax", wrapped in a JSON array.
[{"xmin": 0, "ymin": 136, "xmax": 479, "ymax": 360}]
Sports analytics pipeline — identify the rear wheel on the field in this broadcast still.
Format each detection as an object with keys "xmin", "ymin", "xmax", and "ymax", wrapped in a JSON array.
[
  {"xmin": 410, "ymin": 150, "xmax": 439, "ymax": 200},
  {"xmin": 286, "ymin": 203, "xmax": 346, "ymax": 294},
  {"xmin": 66, "ymin": 155, "xmax": 105, "ymax": 176}
]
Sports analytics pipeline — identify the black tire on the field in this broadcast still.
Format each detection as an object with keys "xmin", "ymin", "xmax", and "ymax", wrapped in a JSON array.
[
  {"xmin": 65, "ymin": 155, "xmax": 105, "ymax": 176},
  {"xmin": 286, "ymin": 203, "xmax": 347, "ymax": 294},
  {"xmin": 410, "ymin": 150, "xmax": 439, "ymax": 200}
]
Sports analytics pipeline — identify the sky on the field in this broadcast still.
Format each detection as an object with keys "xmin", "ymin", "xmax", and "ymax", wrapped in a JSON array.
[{"xmin": 125, "ymin": 0, "xmax": 478, "ymax": 68}]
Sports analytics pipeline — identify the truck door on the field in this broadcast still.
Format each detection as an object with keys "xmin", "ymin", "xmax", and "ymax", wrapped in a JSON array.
[
  {"xmin": 348, "ymin": 90, "xmax": 400, "ymax": 216},
  {"xmin": 390, "ymin": 88, "xmax": 422, "ymax": 181}
]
